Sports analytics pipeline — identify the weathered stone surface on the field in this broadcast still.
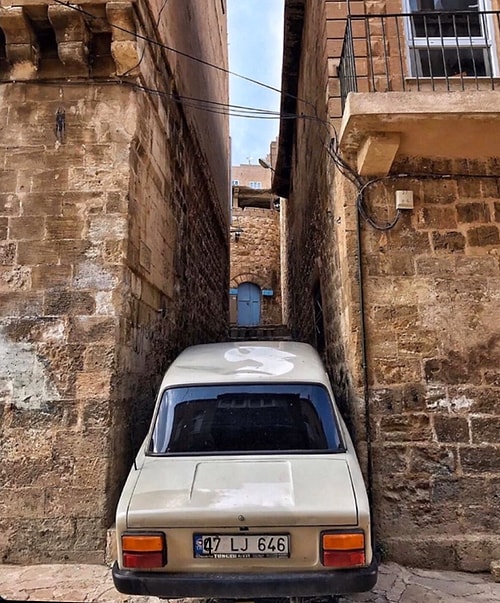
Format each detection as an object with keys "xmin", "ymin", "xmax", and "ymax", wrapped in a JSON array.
[
  {"xmin": 492, "ymin": 560, "xmax": 500, "ymax": 582},
  {"xmin": 0, "ymin": 1, "xmax": 229, "ymax": 564},
  {"xmin": 279, "ymin": 0, "xmax": 500, "ymax": 572}
]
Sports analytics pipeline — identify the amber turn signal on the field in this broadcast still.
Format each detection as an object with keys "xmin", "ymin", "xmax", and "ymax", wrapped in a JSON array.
[{"xmin": 322, "ymin": 532, "xmax": 364, "ymax": 551}]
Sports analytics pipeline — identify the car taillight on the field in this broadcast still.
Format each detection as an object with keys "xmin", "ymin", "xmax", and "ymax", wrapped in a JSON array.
[
  {"xmin": 321, "ymin": 530, "xmax": 366, "ymax": 568},
  {"xmin": 122, "ymin": 533, "xmax": 167, "ymax": 568}
]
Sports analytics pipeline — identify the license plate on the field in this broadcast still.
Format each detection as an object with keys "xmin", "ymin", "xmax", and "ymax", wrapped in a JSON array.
[{"xmin": 194, "ymin": 534, "xmax": 290, "ymax": 558}]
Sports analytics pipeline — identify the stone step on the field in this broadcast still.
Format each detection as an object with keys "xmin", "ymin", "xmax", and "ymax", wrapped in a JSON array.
[{"xmin": 228, "ymin": 324, "xmax": 292, "ymax": 341}]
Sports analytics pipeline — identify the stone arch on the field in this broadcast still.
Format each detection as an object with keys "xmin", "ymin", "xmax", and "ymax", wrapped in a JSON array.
[{"xmin": 230, "ymin": 272, "xmax": 267, "ymax": 290}]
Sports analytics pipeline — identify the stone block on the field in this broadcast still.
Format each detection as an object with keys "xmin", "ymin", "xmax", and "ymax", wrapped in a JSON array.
[
  {"xmin": 75, "ymin": 371, "xmax": 112, "ymax": 400},
  {"xmin": 102, "ymin": 240, "xmax": 126, "ymax": 264},
  {"xmin": 0, "ymin": 266, "xmax": 31, "ymax": 293},
  {"xmin": 467, "ymin": 225, "xmax": 500, "ymax": 247},
  {"xmin": 31, "ymin": 169, "xmax": 68, "ymax": 191},
  {"xmin": 419, "ymin": 207, "xmax": 457, "ymax": 229},
  {"xmin": 424, "ymin": 355, "xmax": 475, "ymax": 386},
  {"xmin": 106, "ymin": 525, "xmax": 117, "ymax": 564},
  {"xmin": 373, "ymin": 358, "xmax": 421, "ymax": 386},
  {"xmin": 3, "ymin": 316, "xmax": 64, "ymax": 342},
  {"xmin": 457, "ymin": 178, "xmax": 482, "ymax": 198},
  {"xmin": 494, "ymin": 202, "xmax": 500, "ymax": 222},
  {"xmin": 36, "ymin": 342, "xmax": 85, "ymax": 396},
  {"xmin": 456, "ymin": 256, "xmax": 499, "ymax": 276},
  {"xmin": 455, "ymin": 535, "xmax": 500, "ymax": 572},
  {"xmin": 17, "ymin": 241, "xmax": 59, "ymax": 265},
  {"xmin": 408, "ymin": 444, "xmax": 456, "ymax": 476},
  {"xmin": 88, "ymin": 215, "xmax": 127, "ymax": 242},
  {"xmin": 44, "ymin": 487, "xmax": 106, "ymax": 518},
  {"xmin": 0, "ymin": 456, "xmax": 74, "ymax": 488},
  {"xmin": 0, "ymin": 242, "xmax": 16, "ymax": 265},
  {"xmin": 0, "ymin": 171, "xmax": 17, "ymax": 193},
  {"xmin": 371, "ymin": 443, "xmax": 408, "ymax": 474},
  {"xmin": 44, "ymin": 290, "xmax": 95, "ymax": 315},
  {"xmin": 31, "ymin": 265, "xmax": 72, "ymax": 290},
  {"xmin": 46, "ymin": 218, "xmax": 84, "ymax": 240},
  {"xmin": 53, "ymin": 428, "xmax": 111, "ymax": 460},
  {"xmin": 432, "ymin": 231, "xmax": 465, "ymax": 253},
  {"xmin": 0, "ymin": 193, "xmax": 21, "ymax": 216},
  {"xmin": 0, "ymin": 518, "xmax": 77, "ymax": 563},
  {"xmin": 0, "ymin": 291, "xmax": 43, "ymax": 317},
  {"xmin": 460, "ymin": 445, "xmax": 500, "ymax": 474},
  {"xmin": 431, "ymin": 476, "xmax": 487, "ymax": 505},
  {"xmin": 491, "ymin": 560, "xmax": 500, "ymax": 582},
  {"xmin": 20, "ymin": 192, "xmax": 64, "ymax": 216},
  {"xmin": 56, "ymin": 240, "xmax": 92, "ymax": 264},
  {"xmin": 72, "ymin": 457, "xmax": 109, "ymax": 487},
  {"xmin": 0, "ymin": 217, "xmax": 8, "ymax": 240},
  {"xmin": 72, "ymin": 261, "xmax": 119, "ymax": 290},
  {"xmin": 0, "ymin": 487, "xmax": 45, "ymax": 518},
  {"xmin": 379, "ymin": 413, "xmax": 432, "ymax": 442},
  {"xmin": 9, "ymin": 216, "xmax": 45, "ymax": 241},
  {"xmin": 471, "ymin": 417, "xmax": 500, "ymax": 445},
  {"xmin": 384, "ymin": 536, "xmax": 456, "ymax": 570},
  {"xmin": 457, "ymin": 202, "xmax": 491, "ymax": 223},
  {"xmin": 433, "ymin": 415, "xmax": 469, "ymax": 443},
  {"xmin": 69, "ymin": 316, "xmax": 117, "ymax": 344},
  {"xmin": 75, "ymin": 517, "xmax": 107, "ymax": 552}
]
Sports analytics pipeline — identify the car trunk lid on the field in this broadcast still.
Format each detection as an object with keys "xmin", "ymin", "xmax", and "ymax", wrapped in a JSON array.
[{"xmin": 126, "ymin": 456, "xmax": 358, "ymax": 528}]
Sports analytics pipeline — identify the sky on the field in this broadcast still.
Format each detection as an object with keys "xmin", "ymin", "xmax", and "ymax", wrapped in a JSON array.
[{"xmin": 227, "ymin": 0, "xmax": 285, "ymax": 166}]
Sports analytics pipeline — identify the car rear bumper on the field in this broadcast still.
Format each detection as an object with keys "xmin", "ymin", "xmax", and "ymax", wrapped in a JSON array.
[{"xmin": 112, "ymin": 559, "xmax": 378, "ymax": 598}]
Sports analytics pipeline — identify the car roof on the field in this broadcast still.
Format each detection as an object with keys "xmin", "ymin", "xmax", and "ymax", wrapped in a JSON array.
[{"xmin": 159, "ymin": 341, "xmax": 330, "ymax": 389}]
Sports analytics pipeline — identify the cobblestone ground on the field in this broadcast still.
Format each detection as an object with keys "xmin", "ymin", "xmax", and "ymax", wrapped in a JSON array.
[{"xmin": 1, "ymin": 563, "xmax": 500, "ymax": 603}]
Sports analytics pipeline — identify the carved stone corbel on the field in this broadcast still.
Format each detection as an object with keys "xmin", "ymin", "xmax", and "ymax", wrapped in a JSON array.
[
  {"xmin": 106, "ymin": 2, "xmax": 140, "ymax": 77},
  {"xmin": 0, "ymin": 6, "xmax": 40, "ymax": 70},
  {"xmin": 48, "ymin": 4, "xmax": 89, "ymax": 74}
]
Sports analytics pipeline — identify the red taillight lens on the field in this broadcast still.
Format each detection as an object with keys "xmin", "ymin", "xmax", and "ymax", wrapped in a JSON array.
[
  {"xmin": 321, "ymin": 530, "xmax": 366, "ymax": 568},
  {"xmin": 122, "ymin": 533, "xmax": 166, "ymax": 568},
  {"xmin": 323, "ymin": 549, "xmax": 366, "ymax": 568},
  {"xmin": 123, "ymin": 551, "xmax": 165, "ymax": 568}
]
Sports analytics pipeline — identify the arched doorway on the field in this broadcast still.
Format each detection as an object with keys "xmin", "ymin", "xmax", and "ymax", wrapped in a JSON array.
[{"xmin": 237, "ymin": 282, "xmax": 261, "ymax": 326}]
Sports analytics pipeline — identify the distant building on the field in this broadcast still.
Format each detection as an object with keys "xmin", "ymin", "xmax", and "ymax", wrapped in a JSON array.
[{"xmin": 230, "ymin": 140, "xmax": 282, "ymax": 326}]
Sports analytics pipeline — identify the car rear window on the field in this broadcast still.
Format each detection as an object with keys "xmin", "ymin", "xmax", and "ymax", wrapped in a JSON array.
[{"xmin": 148, "ymin": 384, "xmax": 343, "ymax": 454}]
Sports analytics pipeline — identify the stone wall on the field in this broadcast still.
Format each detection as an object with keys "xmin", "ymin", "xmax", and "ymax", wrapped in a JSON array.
[
  {"xmin": 0, "ymin": 0, "xmax": 229, "ymax": 563},
  {"xmin": 280, "ymin": 0, "xmax": 500, "ymax": 571},
  {"xmin": 230, "ymin": 205, "xmax": 282, "ymax": 325},
  {"xmin": 362, "ymin": 158, "xmax": 500, "ymax": 570}
]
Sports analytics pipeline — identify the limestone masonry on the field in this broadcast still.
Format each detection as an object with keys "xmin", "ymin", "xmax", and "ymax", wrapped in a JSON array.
[{"xmin": 0, "ymin": 0, "xmax": 229, "ymax": 562}]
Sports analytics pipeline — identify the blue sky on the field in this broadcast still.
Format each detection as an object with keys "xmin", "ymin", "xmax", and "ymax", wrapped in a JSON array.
[{"xmin": 227, "ymin": 0, "xmax": 285, "ymax": 166}]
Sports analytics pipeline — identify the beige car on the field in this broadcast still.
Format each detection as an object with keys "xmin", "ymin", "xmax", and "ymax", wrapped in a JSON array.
[{"xmin": 112, "ymin": 341, "xmax": 377, "ymax": 600}]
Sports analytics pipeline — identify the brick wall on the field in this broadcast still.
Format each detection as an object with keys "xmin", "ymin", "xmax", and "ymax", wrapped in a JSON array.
[{"xmin": 0, "ymin": 0, "xmax": 229, "ymax": 563}]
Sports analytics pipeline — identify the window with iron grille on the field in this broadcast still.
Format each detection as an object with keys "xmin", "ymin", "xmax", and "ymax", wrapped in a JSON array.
[{"xmin": 405, "ymin": 0, "xmax": 497, "ymax": 78}]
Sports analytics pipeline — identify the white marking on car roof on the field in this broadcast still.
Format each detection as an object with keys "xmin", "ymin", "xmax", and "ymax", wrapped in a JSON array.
[{"xmin": 224, "ymin": 346, "xmax": 296, "ymax": 377}]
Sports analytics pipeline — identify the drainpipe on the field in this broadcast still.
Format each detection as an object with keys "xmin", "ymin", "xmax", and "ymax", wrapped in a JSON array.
[{"xmin": 355, "ymin": 194, "xmax": 375, "ymax": 516}]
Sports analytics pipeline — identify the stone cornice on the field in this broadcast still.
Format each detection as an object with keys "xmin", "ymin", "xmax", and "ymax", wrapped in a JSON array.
[{"xmin": 0, "ymin": 1, "xmax": 139, "ymax": 78}]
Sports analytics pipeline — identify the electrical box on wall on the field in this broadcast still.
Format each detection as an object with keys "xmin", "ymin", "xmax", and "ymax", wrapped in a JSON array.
[{"xmin": 395, "ymin": 190, "xmax": 414, "ymax": 210}]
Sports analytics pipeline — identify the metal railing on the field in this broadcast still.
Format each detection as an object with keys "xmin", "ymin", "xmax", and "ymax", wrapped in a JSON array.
[{"xmin": 337, "ymin": 11, "xmax": 500, "ymax": 112}]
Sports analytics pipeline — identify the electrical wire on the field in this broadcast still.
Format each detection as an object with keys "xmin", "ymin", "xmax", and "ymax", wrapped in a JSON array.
[{"xmin": 52, "ymin": 0, "xmax": 285, "ymax": 97}]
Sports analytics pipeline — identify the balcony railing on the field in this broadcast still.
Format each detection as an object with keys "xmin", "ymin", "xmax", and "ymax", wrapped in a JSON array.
[{"xmin": 337, "ymin": 11, "xmax": 500, "ymax": 113}]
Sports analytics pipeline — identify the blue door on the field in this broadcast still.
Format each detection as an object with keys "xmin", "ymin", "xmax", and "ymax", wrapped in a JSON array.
[{"xmin": 237, "ymin": 282, "xmax": 261, "ymax": 326}]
